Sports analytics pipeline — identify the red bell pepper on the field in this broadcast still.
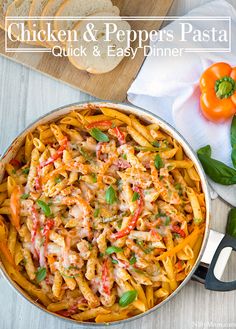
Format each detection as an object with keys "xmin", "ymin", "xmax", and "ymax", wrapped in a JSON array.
[
  {"xmin": 39, "ymin": 137, "xmax": 68, "ymax": 169},
  {"xmin": 102, "ymin": 258, "xmax": 110, "ymax": 295},
  {"xmin": 111, "ymin": 187, "xmax": 144, "ymax": 239},
  {"xmin": 112, "ymin": 127, "xmax": 126, "ymax": 145},
  {"xmin": 172, "ymin": 225, "xmax": 186, "ymax": 238}
]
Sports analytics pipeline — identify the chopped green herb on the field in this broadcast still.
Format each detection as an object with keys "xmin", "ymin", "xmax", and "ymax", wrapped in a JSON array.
[
  {"xmin": 20, "ymin": 193, "xmax": 29, "ymax": 200},
  {"xmin": 22, "ymin": 168, "xmax": 30, "ymax": 175},
  {"xmin": 106, "ymin": 246, "xmax": 123, "ymax": 255},
  {"xmin": 36, "ymin": 200, "xmax": 52, "ymax": 217},
  {"xmin": 136, "ymin": 240, "xmax": 144, "ymax": 247},
  {"xmin": 112, "ymin": 259, "xmax": 119, "ymax": 264},
  {"xmin": 105, "ymin": 186, "xmax": 117, "ymax": 205},
  {"xmin": 117, "ymin": 219, "xmax": 122, "ymax": 229},
  {"xmin": 91, "ymin": 173, "xmax": 97, "ymax": 183},
  {"xmin": 175, "ymin": 183, "xmax": 181, "ymax": 190},
  {"xmin": 122, "ymin": 154, "xmax": 127, "ymax": 160},
  {"xmin": 94, "ymin": 208, "xmax": 100, "ymax": 218},
  {"xmin": 12, "ymin": 169, "xmax": 16, "ymax": 174},
  {"xmin": 55, "ymin": 177, "xmax": 62, "ymax": 184},
  {"xmin": 88, "ymin": 243, "xmax": 93, "ymax": 251},
  {"xmin": 144, "ymin": 248, "xmax": 152, "ymax": 254},
  {"xmin": 129, "ymin": 255, "xmax": 137, "ymax": 265},
  {"xmin": 164, "ymin": 217, "xmax": 170, "ymax": 226},
  {"xmin": 173, "ymin": 233, "xmax": 180, "ymax": 239},
  {"xmin": 40, "ymin": 237, "xmax": 45, "ymax": 247},
  {"xmin": 36, "ymin": 267, "xmax": 47, "ymax": 282},
  {"xmin": 154, "ymin": 154, "xmax": 164, "ymax": 169},
  {"xmin": 89, "ymin": 128, "xmax": 109, "ymax": 142},
  {"xmin": 79, "ymin": 147, "xmax": 92, "ymax": 162},
  {"xmin": 119, "ymin": 290, "xmax": 138, "ymax": 307},
  {"xmin": 99, "ymin": 253, "xmax": 104, "ymax": 258},
  {"xmin": 132, "ymin": 191, "xmax": 140, "ymax": 202},
  {"xmin": 152, "ymin": 141, "xmax": 160, "ymax": 148},
  {"xmin": 194, "ymin": 218, "xmax": 203, "ymax": 225}
]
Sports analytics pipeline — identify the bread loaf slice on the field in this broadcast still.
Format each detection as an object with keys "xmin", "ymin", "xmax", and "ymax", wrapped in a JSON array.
[
  {"xmin": 67, "ymin": 13, "xmax": 131, "ymax": 74},
  {"xmin": 54, "ymin": 0, "xmax": 113, "ymax": 32},
  {"xmin": 5, "ymin": 0, "xmax": 36, "ymax": 45},
  {"xmin": 28, "ymin": 0, "xmax": 48, "ymax": 46},
  {"xmin": 39, "ymin": 0, "xmax": 65, "ymax": 48},
  {"xmin": 0, "ymin": 0, "xmax": 14, "ymax": 29}
]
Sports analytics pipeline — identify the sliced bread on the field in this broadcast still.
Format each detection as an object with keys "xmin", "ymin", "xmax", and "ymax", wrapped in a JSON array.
[
  {"xmin": 67, "ymin": 13, "xmax": 131, "ymax": 74},
  {"xmin": 0, "ymin": 0, "xmax": 14, "ymax": 29},
  {"xmin": 5, "ymin": 0, "xmax": 36, "ymax": 45},
  {"xmin": 39, "ymin": 0, "xmax": 65, "ymax": 48},
  {"xmin": 28, "ymin": 0, "xmax": 48, "ymax": 46},
  {"xmin": 54, "ymin": 0, "xmax": 113, "ymax": 32}
]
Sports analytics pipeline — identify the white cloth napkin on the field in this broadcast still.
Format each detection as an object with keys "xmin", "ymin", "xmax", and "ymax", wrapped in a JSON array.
[{"xmin": 128, "ymin": 0, "xmax": 236, "ymax": 206}]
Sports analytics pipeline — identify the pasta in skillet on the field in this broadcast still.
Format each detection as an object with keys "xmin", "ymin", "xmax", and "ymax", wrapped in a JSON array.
[{"xmin": 0, "ymin": 106, "xmax": 206, "ymax": 323}]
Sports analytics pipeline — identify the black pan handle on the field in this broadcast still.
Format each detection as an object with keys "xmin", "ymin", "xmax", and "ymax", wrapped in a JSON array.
[{"xmin": 205, "ymin": 234, "xmax": 236, "ymax": 291}]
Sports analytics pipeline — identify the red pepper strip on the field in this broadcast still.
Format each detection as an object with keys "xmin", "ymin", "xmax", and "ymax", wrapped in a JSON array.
[
  {"xmin": 39, "ymin": 137, "xmax": 68, "ymax": 169},
  {"xmin": 102, "ymin": 258, "xmax": 110, "ymax": 295},
  {"xmin": 10, "ymin": 186, "xmax": 21, "ymax": 231},
  {"xmin": 31, "ymin": 206, "xmax": 39, "ymax": 243},
  {"xmin": 43, "ymin": 218, "xmax": 54, "ymax": 255},
  {"xmin": 150, "ymin": 229, "xmax": 161, "ymax": 240},
  {"xmin": 172, "ymin": 225, "xmax": 186, "ymax": 238},
  {"xmin": 112, "ymin": 127, "xmax": 126, "ymax": 145},
  {"xmin": 10, "ymin": 158, "xmax": 21, "ymax": 167},
  {"xmin": 111, "ymin": 187, "xmax": 144, "ymax": 239},
  {"xmin": 86, "ymin": 120, "xmax": 112, "ymax": 129}
]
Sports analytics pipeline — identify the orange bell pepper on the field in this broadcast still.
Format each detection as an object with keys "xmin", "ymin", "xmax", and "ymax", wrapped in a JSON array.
[
  {"xmin": 10, "ymin": 185, "xmax": 21, "ymax": 231},
  {"xmin": 200, "ymin": 62, "xmax": 236, "ymax": 122}
]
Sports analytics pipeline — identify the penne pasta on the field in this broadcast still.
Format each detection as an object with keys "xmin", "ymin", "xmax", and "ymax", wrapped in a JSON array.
[{"xmin": 0, "ymin": 107, "xmax": 206, "ymax": 323}]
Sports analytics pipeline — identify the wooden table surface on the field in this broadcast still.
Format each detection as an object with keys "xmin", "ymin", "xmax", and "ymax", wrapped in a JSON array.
[{"xmin": 1, "ymin": 1, "xmax": 236, "ymax": 328}]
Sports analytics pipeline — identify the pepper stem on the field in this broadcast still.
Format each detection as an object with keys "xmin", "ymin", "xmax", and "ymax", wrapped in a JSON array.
[{"xmin": 215, "ymin": 76, "xmax": 236, "ymax": 99}]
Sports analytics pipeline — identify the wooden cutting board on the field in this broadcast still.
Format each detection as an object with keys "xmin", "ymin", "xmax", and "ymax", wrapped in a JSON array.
[{"xmin": 0, "ymin": 0, "xmax": 173, "ymax": 101}]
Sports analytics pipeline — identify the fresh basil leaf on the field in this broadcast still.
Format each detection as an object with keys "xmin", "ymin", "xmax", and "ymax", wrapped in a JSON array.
[
  {"xmin": 226, "ymin": 208, "xmax": 236, "ymax": 238},
  {"xmin": 129, "ymin": 255, "xmax": 137, "ymax": 265},
  {"xmin": 154, "ymin": 154, "xmax": 164, "ymax": 169},
  {"xmin": 119, "ymin": 290, "xmax": 138, "ymax": 307},
  {"xmin": 230, "ymin": 116, "xmax": 236, "ymax": 147},
  {"xmin": 197, "ymin": 145, "xmax": 212, "ymax": 157},
  {"xmin": 112, "ymin": 259, "xmax": 119, "ymax": 264},
  {"xmin": 132, "ymin": 191, "xmax": 140, "ymax": 202},
  {"xmin": 231, "ymin": 147, "xmax": 236, "ymax": 169},
  {"xmin": 36, "ymin": 200, "xmax": 52, "ymax": 217},
  {"xmin": 197, "ymin": 153, "xmax": 236, "ymax": 185},
  {"xmin": 105, "ymin": 186, "xmax": 117, "ymax": 205},
  {"xmin": 21, "ymin": 193, "xmax": 29, "ymax": 200},
  {"xmin": 89, "ymin": 128, "xmax": 109, "ymax": 142},
  {"xmin": 106, "ymin": 246, "xmax": 123, "ymax": 255},
  {"xmin": 36, "ymin": 267, "xmax": 47, "ymax": 282}
]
